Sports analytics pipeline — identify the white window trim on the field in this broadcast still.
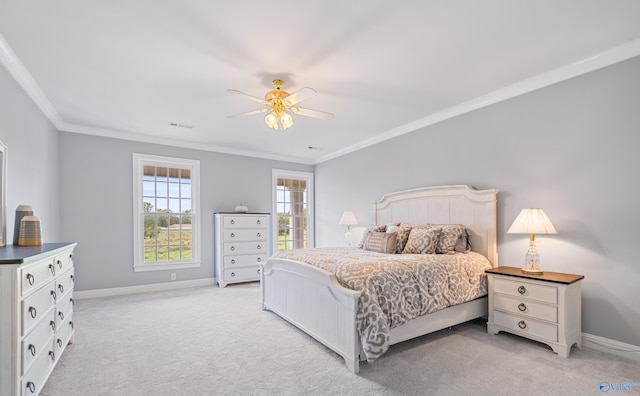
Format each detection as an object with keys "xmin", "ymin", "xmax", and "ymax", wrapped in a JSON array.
[
  {"xmin": 271, "ymin": 169, "xmax": 314, "ymax": 253},
  {"xmin": 132, "ymin": 153, "xmax": 201, "ymax": 272}
]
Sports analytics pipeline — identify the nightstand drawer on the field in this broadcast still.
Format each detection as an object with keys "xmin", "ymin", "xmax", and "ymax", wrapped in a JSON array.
[
  {"xmin": 494, "ymin": 294, "xmax": 558, "ymax": 323},
  {"xmin": 494, "ymin": 311, "xmax": 558, "ymax": 342},
  {"xmin": 494, "ymin": 278, "xmax": 557, "ymax": 304}
]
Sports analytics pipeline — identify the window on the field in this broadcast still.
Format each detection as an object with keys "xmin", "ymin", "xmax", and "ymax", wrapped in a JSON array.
[
  {"xmin": 272, "ymin": 169, "xmax": 314, "ymax": 253},
  {"xmin": 133, "ymin": 154, "xmax": 200, "ymax": 271}
]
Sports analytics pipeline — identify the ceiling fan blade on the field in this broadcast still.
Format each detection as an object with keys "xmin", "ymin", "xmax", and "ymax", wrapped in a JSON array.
[
  {"xmin": 284, "ymin": 87, "xmax": 317, "ymax": 106},
  {"xmin": 227, "ymin": 108, "xmax": 269, "ymax": 119},
  {"xmin": 290, "ymin": 107, "xmax": 334, "ymax": 120},
  {"xmin": 227, "ymin": 89, "xmax": 267, "ymax": 105}
]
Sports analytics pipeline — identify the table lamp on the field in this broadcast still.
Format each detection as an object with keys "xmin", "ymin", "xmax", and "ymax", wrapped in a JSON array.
[
  {"xmin": 507, "ymin": 208, "xmax": 557, "ymax": 274},
  {"xmin": 339, "ymin": 211, "xmax": 358, "ymax": 246}
]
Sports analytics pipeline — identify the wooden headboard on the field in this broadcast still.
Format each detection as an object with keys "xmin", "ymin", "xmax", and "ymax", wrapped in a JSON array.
[{"xmin": 373, "ymin": 185, "xmax": 498, "ymax": 267}]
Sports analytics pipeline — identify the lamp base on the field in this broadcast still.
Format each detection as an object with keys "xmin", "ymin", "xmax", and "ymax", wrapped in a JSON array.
[{"xmin": 521, "ymin": 267, "xmax": 544, "ymax": 275}]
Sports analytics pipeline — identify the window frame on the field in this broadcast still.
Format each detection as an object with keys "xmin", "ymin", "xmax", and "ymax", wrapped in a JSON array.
[
  {"xmin": 132, "ymin": 153, "xmax": 201, "ymax": 272},
  {"xmin": 271, "ymin": 169, "xmax": 314, "ymax": 253}
]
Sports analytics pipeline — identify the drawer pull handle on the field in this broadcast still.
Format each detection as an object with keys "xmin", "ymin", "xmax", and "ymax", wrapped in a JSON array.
[
  {"xmin": 518, "ymin": 303, "xmax": 527, "ymax": 312},
  {"xmin": 257, "ymin": 268, "xmax": 261, "ymax": 274},
  {"xmin": 59, "ymin": 284, "xmax": 65, "ymax": 294},
  {"xmin": 70, "ymin": 321, "xmax": 74, "ymax": 329},
  {"xmin": 51, "ymin": 290, "xmax": 57, "ymax": 300},
  {"xmin": 257, "ymin": 245, "xmax": 261, "ymax": 250},
  {"xmin": 70, "ymin": 253, "xmax": 74, "ymax": 262},
  {"xmin": 230, "ymin": 220, "xmax": 235, "ymax": 224},
  {"xmin": 230, "ymin": 259, "xmax": 236, "ymax": 264},
  {"xmin": 230, "ymin": 233, "xmax": 235, "ymax": 238},
  {"xmin": 49, "ymin": 351, "xmax": 56, "ymax": 361},
  {"xmin": 26, "ymin": 381, "xmax": 36, "ymax": 393},
  {"xmin": 518, "ymin": 320, "xmax": 527, "ymax": 329},
  {"xmin": 29, "ymin": 306, "xmax": 37, "ymax": 319},
  {"xmin": 58, "ymin": 311, "xmax": 65, "ymax": 321},
  {"xmin": 230, "ymin": 272, "xmax": 236, "ymax": 277},
  {"xmin": 257, "ymin": 232, "xmax": 261, "ymax": 237},
  {"xmin": 57, "ymin": 338, "xmax": 63, "ymax": 347},
  {"xmin": 517, "ymin": 285, "xmax": 527, "ymax": 295},
  {"xmin": 70, "ymin": 274, "xmax": 75, "ymax": 283},
  {"xmin": 50, "ymin": 320, "xmax": 56, "ymax": 331},
  {"xmin": 257, "ymin": 257, "xmax": 262, "ymax": 262},
  {"xmin": 71, "ymin": 298, "xmax": 74, "ymax": 306},
  {"xmin": 49, "ymin": 264, "xmax": 55, "ymax": 275},
  {"xmin": 26, "ymin": 273, "xmax": 35, "ymax": 285},
  {"xmin": 57, "ymin": 259, "xmax": 63, "ymax": 269},
  {"xmin": 230, "ymin": 246, "xmax": 235, "ymax": 251},
  {"xmin": 28, "ymin": 344, "xmax": 37, "ymax": 356},
  {"xmin": 257, "ymin": 220, "xmax": 261, "ymax": 225}
]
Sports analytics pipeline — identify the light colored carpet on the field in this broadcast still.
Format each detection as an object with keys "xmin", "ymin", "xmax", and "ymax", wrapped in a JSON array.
[{"xmin": 41, "ymin": 283, "xmax": 639, "ymax": 396}]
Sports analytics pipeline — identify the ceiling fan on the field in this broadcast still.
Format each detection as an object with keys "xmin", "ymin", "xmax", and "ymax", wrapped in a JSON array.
[{"xmin": 227, "ymin": 79, "xmax": 334, "ymax": 130}]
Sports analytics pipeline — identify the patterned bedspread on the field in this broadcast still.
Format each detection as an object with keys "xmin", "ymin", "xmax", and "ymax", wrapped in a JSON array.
[{"xmin": 273, "ymin": 247, "xmax": 491, "ymax": 361}]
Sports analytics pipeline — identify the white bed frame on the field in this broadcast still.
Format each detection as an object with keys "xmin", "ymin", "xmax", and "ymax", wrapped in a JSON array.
[{"xmin": 259, "ymin": 185, "xmax": 498, "ymax": 373}]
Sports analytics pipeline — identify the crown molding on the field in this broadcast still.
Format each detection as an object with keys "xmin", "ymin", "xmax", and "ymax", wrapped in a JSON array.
[
  {"xmin": 0, "ymin": 33, "xmax": 64, "ymax": 129},
  {"xmin": 315, "ymin": 37, "xmax": 640, "ymax": 164}
]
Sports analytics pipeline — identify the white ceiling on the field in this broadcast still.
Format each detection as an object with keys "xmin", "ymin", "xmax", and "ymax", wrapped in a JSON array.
[{"xmin": 1, "ymin": 1, "xmax": 640, "ymax": 164}]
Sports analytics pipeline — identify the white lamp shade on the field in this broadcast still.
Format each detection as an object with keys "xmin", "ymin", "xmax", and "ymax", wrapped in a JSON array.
[
  {"xmin": 339, "ymin": 211, "xmax": 358, "ymax": 226},
  {"xmin": 507, "ymin": 208, "xmax": 557, "ymax": 234}
]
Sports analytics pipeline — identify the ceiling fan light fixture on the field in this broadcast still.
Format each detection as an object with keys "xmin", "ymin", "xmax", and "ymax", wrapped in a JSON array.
[
  {"xmin": 280, "ymin": 112, "xmax": 294, "ymax": 129},
  {"xmin": 264, "ymin": 112, "xmax": 279, "ymax": 129}
]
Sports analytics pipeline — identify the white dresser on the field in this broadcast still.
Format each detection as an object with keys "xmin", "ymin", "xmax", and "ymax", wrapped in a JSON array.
[
  {"xmin": 0, "ymin": 243, "xmax": 77, "ymax": 396},
  {"xmin": 214, "ymin": 213, "xmax": 270, "ymax": 287},
  {"xmin": 486, "ymin": 266, "xmax": 583, "ymax": 357}
]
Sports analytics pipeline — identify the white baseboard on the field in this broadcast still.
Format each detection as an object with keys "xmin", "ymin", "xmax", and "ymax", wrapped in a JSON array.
[
  {"xmin": 74, "ymin": 278, "xmax": 216, "ymax": 300},
  {"xmin": 583, "ymin": 332, "xmax": 640, "ymax": 362}
]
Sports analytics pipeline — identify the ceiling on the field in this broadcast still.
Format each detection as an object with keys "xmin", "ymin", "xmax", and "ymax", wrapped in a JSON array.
[{"xmin": 1, "ymin": 1, "xmax": 640, "ymax": 164}]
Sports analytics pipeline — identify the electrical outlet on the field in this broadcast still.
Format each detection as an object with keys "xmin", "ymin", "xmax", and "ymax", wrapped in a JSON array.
[{"xmin": 170, "ymin": 273, "xmax": 176, "ymax": 281}]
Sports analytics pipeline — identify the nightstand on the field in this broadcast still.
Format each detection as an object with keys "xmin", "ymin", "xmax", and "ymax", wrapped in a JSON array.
[{"xmin": 486, "ymin": 266, "xmax": 584, "ymax": 357}]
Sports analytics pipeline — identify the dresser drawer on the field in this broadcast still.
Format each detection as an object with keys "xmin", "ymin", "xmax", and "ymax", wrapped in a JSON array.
[
  {"xmin": 21, "ymin": 342, "xmax": 56, "ymax": 396},
  {"xmin": 223, "ymin": 215, "xmax": 267, "ymax": 228},
  {"xmin": 55, "ymin": 268, "xmax": 74, "ymax": 299},
  {"xmin": 494, "ymin": 278, "xmax": 557, "ymax": 304},
  {"xmin": 223, "ymin": 228, "xmax": 267, "ymax": 242},
  {"xmin": 494, "ymin": 294, "xmax": 558, "ymax": 323},
  {"xmin": 22, "ymin": 281, "xmax": 56, "ymax": 335},
  {"xmin": 223, "ymin": 254, "xmax": 267, "ymax": 268},
  {"xmin": 224, "ymin": 241, "xmax": 267, "ymax": 255},
  {"xmin": 22, "ymin": 310, "xmax": 56, "ymax": 374},
  {"xmin": 20, "ymin": 259, "xmax": 55, "ymax": 298},
  {"xmin": 55, "ymin": 294, "xmax": 74, "ymax": 329},
  {"xmin": 55, "ymin": 314, "xmax": 74, "ymax": 358},
  {"xmin": 494, "ymin": 311, "xmax": 558, "ymax": 342},
  {"xmin": 224, "ymin": 266, "xmax": 261, "ymax": 282},
  {"xmin": 53, "ymin": 250, "xmax": 74, "ymax": 275}
]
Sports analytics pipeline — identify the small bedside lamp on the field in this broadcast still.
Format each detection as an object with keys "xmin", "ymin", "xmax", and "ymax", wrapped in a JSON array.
[
  {"xmin": 339, "ymin": 211, "xmax": 358, "ymax": 246},
  {"xmin": 508, "ymin": 208, "xmax": 557, "ymax": 274}
]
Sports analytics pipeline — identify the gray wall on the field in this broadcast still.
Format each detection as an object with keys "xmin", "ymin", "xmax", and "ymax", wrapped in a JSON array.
[
  {"xmin": 58, "ymin": 132, "xmax": 312, "ymax": 291},
  {"xmin": 0, "ymin": 64, "xmax": 61, "ymax": 244},
  {"xmin": 314, "ymin": 55, "xmax": 640, "ymax": 347}
]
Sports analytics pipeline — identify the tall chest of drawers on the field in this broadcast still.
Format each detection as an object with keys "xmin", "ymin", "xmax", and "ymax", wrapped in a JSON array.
[
  {"xmin": 486, "ymin": 266, "xmax": 583, "ymax": 358},
  {"xmin": 0, "ymin": 243, "xmax": 77, "ymax": 396},
  {"xmin": 214, "ymin": 213, "xmax": 270, "ymax": 287}
]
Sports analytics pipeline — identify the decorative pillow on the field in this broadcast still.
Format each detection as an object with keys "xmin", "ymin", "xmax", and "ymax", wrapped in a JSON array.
[
  {"xmin": 395, "ymin": 223, "xmax": 413, "ymax": 253},
  {"xmin": 363, "ymin": 231, "xmax": 398, "ymax": 254},
  {"xmin": 454, "ymin": 228, "xmax": 471, "ymax": 253},
  {"xmin": 434, "ymin": 224, "xmax": 467, "ymax": 254},
  {"xmin": 402, "ymin": 228, "xmax": 441, "ymax": 254},
  {"xmin": 385, "ymin": 222, "xmax": 400, "ymax": 233},
  {"xmin": 359, "ymin": 225, "xmax": 387, "ymax": 247}
]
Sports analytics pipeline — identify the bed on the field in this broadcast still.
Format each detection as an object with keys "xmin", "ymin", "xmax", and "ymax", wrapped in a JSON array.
[{"xmin": 259, "ymin": 185, "xmax": 498, "ymax": 373}]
